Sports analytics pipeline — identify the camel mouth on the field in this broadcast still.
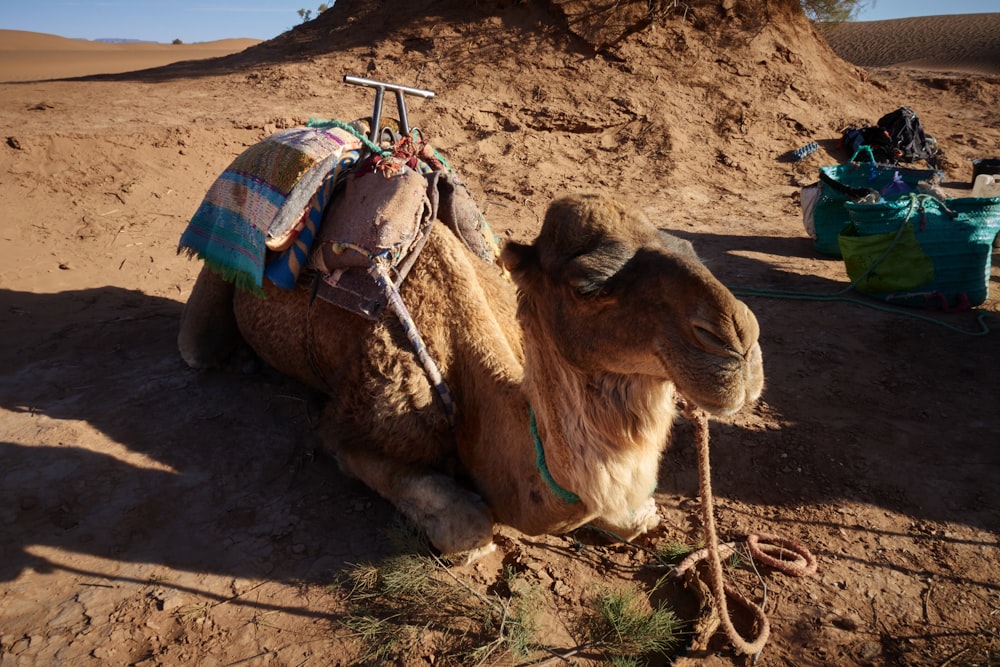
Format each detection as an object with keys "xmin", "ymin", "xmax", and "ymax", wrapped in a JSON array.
[{"xmin": 656, "ymin": 339, "xmax": 764, "ymax": 417}]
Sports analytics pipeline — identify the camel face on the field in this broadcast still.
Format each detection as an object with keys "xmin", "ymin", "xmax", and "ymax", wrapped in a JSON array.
[{"xmin": 503, "ymin": 193, "xmax": 763, "ymax": 416}]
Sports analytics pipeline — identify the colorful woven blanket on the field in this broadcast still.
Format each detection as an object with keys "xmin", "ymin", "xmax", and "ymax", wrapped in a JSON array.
[{"xmin": 178, "ymin": 124, "xmax": 363, "ymax": 292}]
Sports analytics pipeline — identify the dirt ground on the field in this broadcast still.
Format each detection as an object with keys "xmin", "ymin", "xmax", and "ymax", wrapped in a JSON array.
[{"xmin": 1, "ymin": 1, "xmax": 998, "ymax": 665}]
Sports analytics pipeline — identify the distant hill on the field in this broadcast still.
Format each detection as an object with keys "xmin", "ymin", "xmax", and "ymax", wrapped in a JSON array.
[
  {"xmin": 94, "ymin": 38, "xmax": 158, "ymax": 45},
  {"xmin": 0, "ymin": 30, "xmax": 262, "ymax": 81}
]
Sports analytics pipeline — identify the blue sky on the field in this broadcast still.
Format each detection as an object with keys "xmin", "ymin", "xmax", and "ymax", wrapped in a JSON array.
[
  {"xmin": 854, "ymin": 0, "xmax": 994, "ymax": 21},
  {"xmin": 0, "ymin": 0, "xmax": 995, "ymax": 44},
  {"xmin": 1, "ymin": 1, "xmax": 316, "ymax": 43}
]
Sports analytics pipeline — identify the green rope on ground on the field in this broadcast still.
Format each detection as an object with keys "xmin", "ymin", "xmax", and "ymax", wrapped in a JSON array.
[{"xmin": 728, "ymin": 285, "xmax": 992, "ymax": 336}]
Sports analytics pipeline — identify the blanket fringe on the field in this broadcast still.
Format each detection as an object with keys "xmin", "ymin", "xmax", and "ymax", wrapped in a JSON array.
[{"xmin": 180, "ymin": 249, "xmax": 267, "ymax": 297}]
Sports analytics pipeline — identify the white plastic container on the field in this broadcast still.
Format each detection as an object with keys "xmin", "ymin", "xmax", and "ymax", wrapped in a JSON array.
[{"xmin": 971, "ymin": 174, "xmax": 1000, "ymax": 198}]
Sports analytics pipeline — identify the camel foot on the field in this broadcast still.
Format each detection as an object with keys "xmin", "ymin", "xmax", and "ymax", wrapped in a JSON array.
[{"xmin": 400, "ymin": 474, "xmax": 495, "ymax": 555}]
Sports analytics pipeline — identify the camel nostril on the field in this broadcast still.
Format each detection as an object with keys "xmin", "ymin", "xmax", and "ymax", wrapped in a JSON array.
[{"xmin": 692, "ymin": 320, "xmax": 738, "ymax": 358}]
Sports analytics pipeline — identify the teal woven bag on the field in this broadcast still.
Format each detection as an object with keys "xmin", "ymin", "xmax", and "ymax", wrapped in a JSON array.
[
  {"xmin": 842, "ymin": 194, "xmax": 1000, "ymax": 309},
  {"xmin": 813, "ymin": 147, "xmax": 940, "ymax": 256}
]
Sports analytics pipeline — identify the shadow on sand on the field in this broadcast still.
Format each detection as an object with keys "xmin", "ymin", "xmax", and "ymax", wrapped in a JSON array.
[{"xmin": 0, "ymin": 286, "xmax": 395, "ymax": 592}]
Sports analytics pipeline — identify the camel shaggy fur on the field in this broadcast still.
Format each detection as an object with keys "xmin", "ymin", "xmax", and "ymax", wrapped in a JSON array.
[{"xmin": 178, "ymin": 192, "xmax": 763, "ymax": 556}]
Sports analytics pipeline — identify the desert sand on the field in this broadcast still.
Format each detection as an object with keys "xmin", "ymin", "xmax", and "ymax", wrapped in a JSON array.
[
  {"xmin": 819, "ymin": 13, "xmax": 1000, "ymax": 74},
  {"xmin": 0, "ymin": 30, "xmax": 260, "ymax": 82},
  {"xmin": 1, "ymin": 3, "xmax": 998, "ymax": 666}
]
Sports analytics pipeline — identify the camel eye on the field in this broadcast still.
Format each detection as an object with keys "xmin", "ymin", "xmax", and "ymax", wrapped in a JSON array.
[{"xmin": 569, "ymin": 275, "xmax": 614, "ymax": 299}]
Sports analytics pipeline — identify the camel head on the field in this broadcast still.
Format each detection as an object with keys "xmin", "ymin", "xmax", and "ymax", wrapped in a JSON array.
[{"xmin": 501, "ymin": 193, "xmax": 763, "ymax": 416}]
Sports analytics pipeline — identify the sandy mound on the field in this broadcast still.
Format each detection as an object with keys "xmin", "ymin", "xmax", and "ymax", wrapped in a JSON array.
[
  {"xmin": 820, "ymin": 13, "xmax": 1000, "ymax": 75},
  {"xmin": 1, "ymin": 1, "xmax": 998, "ymax": 665}
]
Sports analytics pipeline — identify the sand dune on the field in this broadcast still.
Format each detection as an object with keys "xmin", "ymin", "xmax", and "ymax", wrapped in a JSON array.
[
  {"xmin": 0, "ymin": 30, "xmax": 260, "ymax": 82},
  {"xmin": 820, "ymin": 13, "xmax": 1000, "ymax": 75}
]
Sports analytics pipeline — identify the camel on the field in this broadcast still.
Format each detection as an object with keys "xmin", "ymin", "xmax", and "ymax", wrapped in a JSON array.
[{"xmin": 178, "ymin": 192, "xmax": 763, "ymax": 557}]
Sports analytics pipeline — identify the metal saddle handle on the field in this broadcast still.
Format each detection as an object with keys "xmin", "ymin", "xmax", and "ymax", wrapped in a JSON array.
[{"xmin": 343, "ymin": 75, "xmax": 435, "ymax": 144}]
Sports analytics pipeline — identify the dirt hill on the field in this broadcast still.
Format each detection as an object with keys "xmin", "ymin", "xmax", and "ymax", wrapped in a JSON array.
[
  {"xmin": 1, "ymin": 1, "xmax": 998, "ymax": 665},
  {"xmin": 221, "ymin": 0, "xmax": 886, "ymax": 201}
]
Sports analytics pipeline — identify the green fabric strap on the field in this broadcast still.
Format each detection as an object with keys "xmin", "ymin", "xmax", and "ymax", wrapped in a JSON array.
[{"xmin": 528, "ymin": 407, "xmax": 581, "ymax": 504}]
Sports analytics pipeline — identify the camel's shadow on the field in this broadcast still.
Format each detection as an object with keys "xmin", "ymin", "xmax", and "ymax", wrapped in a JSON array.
[{"xmin": 0, "ymin": 286, "xmax": 396, "ymax": 587}]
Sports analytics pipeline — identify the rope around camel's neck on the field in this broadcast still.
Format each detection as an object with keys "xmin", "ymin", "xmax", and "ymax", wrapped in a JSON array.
[{"xmin": 680, "ymin": 399, "xmax": 817, "ymax": 657}]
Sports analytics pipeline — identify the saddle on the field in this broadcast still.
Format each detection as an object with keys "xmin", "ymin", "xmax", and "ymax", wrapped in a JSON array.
[{"xmin": 307, "ymin": 141, "xmax": 498, "ymax": 320}]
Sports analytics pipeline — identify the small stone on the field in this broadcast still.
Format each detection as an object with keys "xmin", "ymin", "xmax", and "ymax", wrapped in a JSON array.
[
  {"xmin": 92, "ymin": 644, "xmax": 116, "ymax": 660},
  {"xmin": 855, "ymin": 640, "xmax": 880, "ymax": 660},
  {"xmin": 832, "ymin": 614, "xmax": 860, "ymax": 631},
  {"xmin": 158, "ymin": 592, "xmax": 185, "ymax": 612}
]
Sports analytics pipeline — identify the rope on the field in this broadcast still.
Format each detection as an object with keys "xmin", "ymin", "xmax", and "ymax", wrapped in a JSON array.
[
  {"xmin": 308, "ymin": 117, "xmax": 456, "ymax": 174},
  {"xmin": 528, "ymin": 406, "xmax": 581, "ymax": 504},
  {"xmin": 675, "ymin": 400, "xmax": 817, "ymax": 657},
  {"xmin": 730, "ymin": 194, "xmax": 992, "ymax": 337},
  {"xmin": 368, "ymin": 258, "xmax": 457, "ymax": 428},
  {"xmin": 306, "ymin": 117, "xmax": 390, "ymax": 158}
]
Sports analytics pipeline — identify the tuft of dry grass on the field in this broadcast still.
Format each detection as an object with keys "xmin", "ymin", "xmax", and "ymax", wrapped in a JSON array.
[
  {"xmin": 331, "ymin": 519, "xmax": 688, "ymax": 665},
  {"xmin": 583, "ymin": 584, "xmax": 685, "ymax": 660}
]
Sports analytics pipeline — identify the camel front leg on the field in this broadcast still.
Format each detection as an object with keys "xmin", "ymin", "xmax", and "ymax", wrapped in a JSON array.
[{"xmin": 333, "ymin": 445, "xmax": 496, "ymax": 559}]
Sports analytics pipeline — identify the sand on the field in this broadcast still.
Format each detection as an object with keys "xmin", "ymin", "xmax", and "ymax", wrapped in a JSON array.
[
  {"xmin": 820, "ymin": 13, "xmax": 1000, "ymax": 74},
  {"xmin": 0, "ymin": 30, "xmax": 260, "ymax": 82},
  {"xmin": 1, "ymin": 5, "xmax": 998, "ymax": 666}
]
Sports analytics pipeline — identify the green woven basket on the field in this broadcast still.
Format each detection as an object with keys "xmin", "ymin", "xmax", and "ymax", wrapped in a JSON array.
[
  {"xmin": 813, "ymin": 148, "xmax": 939, "ymax": 256},
  {"xmin": 840, "ymin": 194, "xmax": 1000, "ymax": 309}
]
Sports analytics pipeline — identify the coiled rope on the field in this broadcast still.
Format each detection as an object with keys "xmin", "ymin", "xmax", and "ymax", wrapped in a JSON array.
[{"xmin": 675, "ymin": 400, "xmax": 817, "ymax": 657}]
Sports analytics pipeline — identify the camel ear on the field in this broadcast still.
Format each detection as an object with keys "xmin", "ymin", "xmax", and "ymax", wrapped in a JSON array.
[
  {"xmin": 504, "ymin": 241, "xmax": 619, "ymax": 295},
  {"xmin": 657, "ymin": 229, "xmax": 699, "ymax": 261},
  {"xmin": 500, "ymin": 241, "xmax": 540, "ymax": 283}
]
